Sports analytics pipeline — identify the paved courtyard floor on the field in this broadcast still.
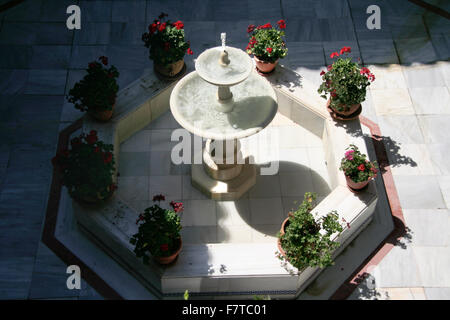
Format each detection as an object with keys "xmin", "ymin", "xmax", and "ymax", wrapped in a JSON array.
[
  {"xmin": 119, "ymin": 111, "xmax": 330, "ymax": 245},
  {"xmin": 0, "ymin": 0, "xmax": 449, "ymax": 299}
]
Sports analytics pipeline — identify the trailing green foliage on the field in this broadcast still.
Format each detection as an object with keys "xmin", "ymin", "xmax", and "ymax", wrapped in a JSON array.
[
  {"xmin": 318, "ymin": 47, "xmax": 375, "ymax": 112},
  {"xmin": 142, "ymin": 13, "xmax": 192, "ymax": 66},
  {"xmin": 67, "ymin": 56, "xmax": 119, "ymax": 113},
  {"xmin": 246, "ymin": 20, "xmax": 287, "ymax": 63},
  {"xmin": 278, "ymin": 192, "xmax": 344, "ymax": 270},
  {"xmin": 130, "ymin": 196, "xmax": 183, "ymax": 264},
  {"xmin": 339, "ymin": 144, "xmax": 378, "ymax": 183},
  {"xmin": 51, "ymin": 130, "xmax": 116, "ymax": 202}
]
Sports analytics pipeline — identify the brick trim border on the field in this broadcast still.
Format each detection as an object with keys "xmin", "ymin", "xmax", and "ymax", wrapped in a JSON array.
[
  {"xmin": 44, "ymin": 116, "xmax": 406, "ymax": 300},
  {"xmin": 408, "ymin": 0, "xmax": 450, "ymax": 20},
  {"xmin": 330, "ymin": 116, "xmax": 406, "ymax": 300},
  {"xmin": 41, "ymin": 118, "xmax": 123, "ymax": 300},
  {"xmin": 0, "ymin": 0, "xmax": 25, "ymax": 12}
]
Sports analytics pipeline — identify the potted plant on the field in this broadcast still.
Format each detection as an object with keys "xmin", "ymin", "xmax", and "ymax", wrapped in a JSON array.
[
  {"xmin": 51, "ymin": 130, "xmax": 117, "ymax": 204},
  {"xmin": 339, "ymin": 144, "xmax": 378, "ymax": 191},
  {"xmin": 130, "ymin": 195, "xmax": 184, "ymax": 265},
  {"xmin": 246, "ymin": 20, "xmax": 287, "ymax": 75},
  {"xmin": 142, "ymin": 12, "xmax": 193, "ymax": 79},
  {"xmin": 277, "ymin": 192, "xmax": 344, "ymax": 271},
  {"xmin": 318, "ymin": 46, "xmax": 375, "ymax": 120},
  {"xmin": 67, "ymin": 56, "xmax": 119, "ymax": 122}
]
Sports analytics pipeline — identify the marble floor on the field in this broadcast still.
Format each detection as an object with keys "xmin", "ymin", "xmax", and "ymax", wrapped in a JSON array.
[{"xmin": 0, "ymin": 0, "xmax": 449, "ymax": 300}]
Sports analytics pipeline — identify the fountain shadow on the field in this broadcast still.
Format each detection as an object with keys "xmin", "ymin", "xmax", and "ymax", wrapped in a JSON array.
[
  {"xmin": 217, "ymin": 161, "xmax": 332, "ymax": 241},
  {"xmin": 226, "ymin": 96, "xmax": 278, "ymax": 131}
]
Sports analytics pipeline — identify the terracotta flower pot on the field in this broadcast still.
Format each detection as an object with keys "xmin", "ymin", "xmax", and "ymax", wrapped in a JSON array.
[
  {"xmin": 345, "ymin": 175, "xmax": 370, "ymax": 191},
  {"xmin": 154, "ymin": 59, "xmax": 185, "ymax": 78},
  {"xmin": 154, "ymin": 238, "xmax": 182, "ymax": 265},
  {"xmin": 326, "ymin": 98, "xmax": 360, "ymax": 119},
  {"xmin": 280, "ymin": 217, "xmax": 289, "ymax": 235},
  {"xmin": 277, "ymin": 218, "xmax": 289, "ymax": 257},
  {"xmin": 254, "ymin": 56, "xmax": 279, "ymax": 74},
  {"xmin": 89, "ymin": 102, "xmax": 115, "ymax": 122}
]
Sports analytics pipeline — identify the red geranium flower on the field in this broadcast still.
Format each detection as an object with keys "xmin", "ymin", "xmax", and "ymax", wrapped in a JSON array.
[
  {"xmin": 360, "ymin": 67, "xmax": 370, "ymax": 75},
  {"xmin": 247, "ymin": 24, "xmax": 256, "ymax": 33},
  {"xmin": 164, "ymin": 42, "xmax": 170, "ymax": 51},
  {"xmin": 160, "ymin": 243, "xmax": 169, "ymax": 251},
  {"xmin": 102, "ymin": 152, "xmax": 113, "ymax": 164},
  {"xmin": 86, "ymin": 132, "xmax": 98, "ymax": 145},
  {"xmin": 173, "ymin": 20, "xmax": 184, "ymax": 30},
  {"xmin": 327, "ymin": 65, "xmax": 333, "ymax": 71},
  {"xmin": 149, "ymin": 23, "xmax": 157, "ymax": 34},
  {"xmin": 170, "ymin": 201, "xmax": 184, "ymax": 213},
  {"xmin": 88, "ymin": 62, "xmax": 97, "ymax": 69},
  {"xmin": 266, "ymin": 47, "xmax": 273, "ymax": 53},
  {"xmin": 320, "ymin": 70, "xmax": 325, "ymax": 76},
  {"xmin": 277, "ymin": 19, "xmax": 286, "ymax": 29},
  {"xmin": 99, "ymin": 56, "xmax": 108, "ymax": 66},
  {"xmin": 135, "ymin": 213, "xmax": 144, "ymax": 225},
  {"xmin": 330, "ymin": 52, "xmax": 339, "ymax": 59},
  {"xmin": 358, "ymin": 164, "xmax": 365, "ymax": 171},
  {"xmin": 187, "ymin": 48, "xmax": 193, "ymax": 55},
  {"xmin": 158, "ymin": 22, "xmax": 167, "ymax": 32},
  {"xmin": 258, "ymin": 23, "xmax": 272, "ymax": 29},
  {"xmin": 340, "ymin": 46, "xmax": 351, "ymax": 55}
]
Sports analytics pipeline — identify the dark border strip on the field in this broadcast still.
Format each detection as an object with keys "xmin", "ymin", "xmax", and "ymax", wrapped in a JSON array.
[
  {"xmin": 0, "ymin": 0, "xmax": 25, "ymax": 13},
  {"xmin": 408, "ymin": 0, "xmax": 450, "ymax": 19},
  {"xmin": 41, "ymin": 118, "xmax": 123, "ymax": 300},
  {"xmin": 330, "ymin": 116, "xmax": 407, "ymax": 300}
]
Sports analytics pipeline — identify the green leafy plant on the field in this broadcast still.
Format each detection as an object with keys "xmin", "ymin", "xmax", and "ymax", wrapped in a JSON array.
[
  {"xmin": 246, "ymin": 20, "xmax": 287, "ymax": 63},
  {"xmin": 278, "ymin": 192, "xmax": 344, "ymax": 270},
  {"xmin": 318, "ymin": 47, "xmax": 375, "ymax": 112},
  {"xmin": 51, "ymin": 130, "xmax": 116, "ymax": 202},
  {"xmin": 130, "ymin": 195, "xmax": 183, "ymax": 264},
  {"xmin": 339, "ymin": 144, "xmax": 378, "ymax": 183},
  {"xmin": 67, "ymin": 56, "xmax": 119, "ymax": 113},
  {"xmin": 142, "ymin": 13, "xmax": 192, "ymax": 67}
]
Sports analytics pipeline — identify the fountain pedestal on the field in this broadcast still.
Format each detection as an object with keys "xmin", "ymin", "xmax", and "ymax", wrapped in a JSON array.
[{"xmin": 191, "ymin": 138, "xmax": 256, "ymax": 200}]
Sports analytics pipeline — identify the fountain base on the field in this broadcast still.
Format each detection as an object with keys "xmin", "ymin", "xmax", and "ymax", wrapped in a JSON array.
[{"xmin": 191, "ymin": 163, "xmax": 256, "ymax": 201}]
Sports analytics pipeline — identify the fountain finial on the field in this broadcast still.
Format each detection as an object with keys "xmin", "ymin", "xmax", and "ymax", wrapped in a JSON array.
[
  {"xmin": 219, "ymin": 32, "xmax": 230, "ymax": 66},
  {"xmin": 221, "ymin": 33, "xmax": 226, "ymax": 49}
]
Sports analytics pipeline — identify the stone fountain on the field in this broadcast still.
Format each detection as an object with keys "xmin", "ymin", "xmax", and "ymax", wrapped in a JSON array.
[{"xmin": 170, "ymin": 33, "xmax": 278, "ymax": 200}]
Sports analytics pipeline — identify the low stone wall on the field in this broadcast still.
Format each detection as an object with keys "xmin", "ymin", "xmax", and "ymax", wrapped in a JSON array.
[{"xmin": 73, "ymin": 63, "xmax": 377, "ymax": 298}]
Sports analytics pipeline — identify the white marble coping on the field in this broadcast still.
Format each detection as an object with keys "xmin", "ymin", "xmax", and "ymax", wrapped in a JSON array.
[{"xmin": 73, "ymin": 60, "xmax": 378, "ymax": 297}]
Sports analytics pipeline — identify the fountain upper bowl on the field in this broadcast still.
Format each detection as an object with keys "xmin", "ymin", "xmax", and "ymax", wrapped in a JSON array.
[{"xmin": 195, "ymin": 46, "xmax": 253, "ymax": 87}]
